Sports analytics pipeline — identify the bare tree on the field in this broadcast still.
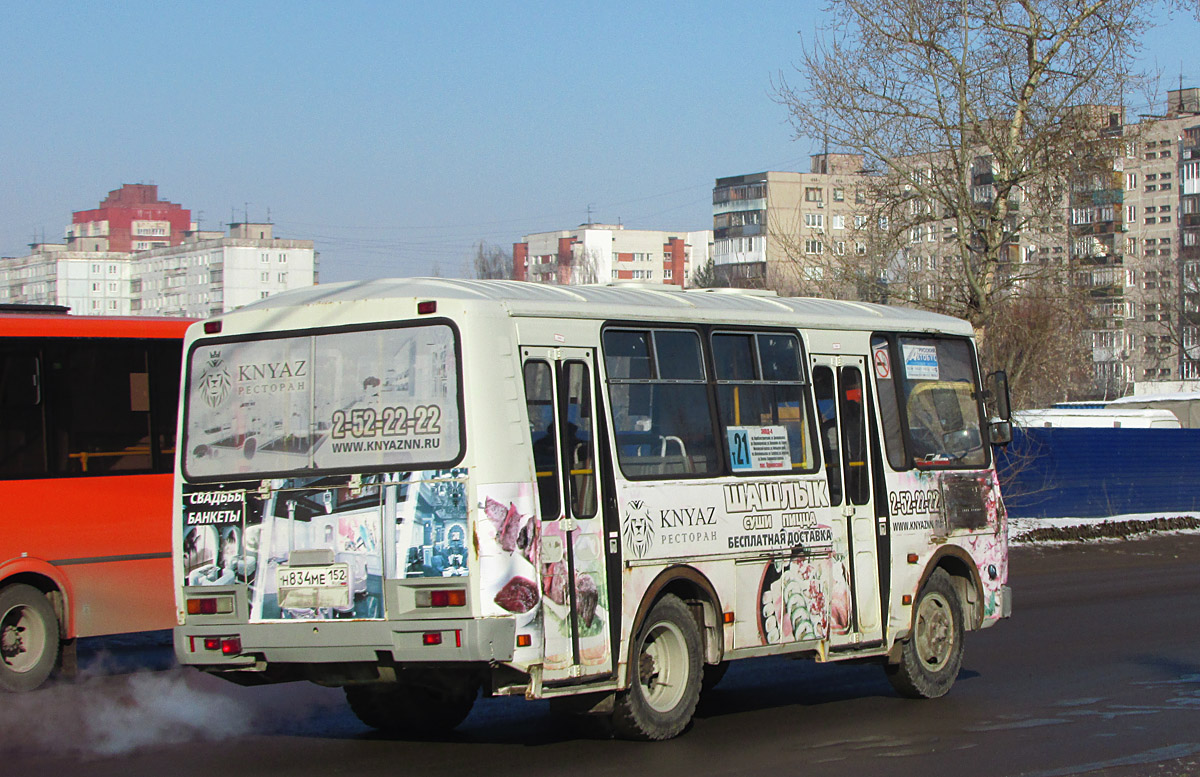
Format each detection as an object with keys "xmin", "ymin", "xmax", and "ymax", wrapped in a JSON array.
[
  {"xmin": 569, "ymin": 247, "xmax": 601, "ymax": 285},
  {"xmin": 471, "ymin": 241, "xmax": 512, "ymax": 280},
  {"xmin": 776, "ymin": 0, "xmax": 1154, "ymax": 400}
]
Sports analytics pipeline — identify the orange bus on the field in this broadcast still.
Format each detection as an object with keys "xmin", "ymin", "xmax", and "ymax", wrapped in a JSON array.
[{"xmin": 0, "ymin": 306, "xmax": 190, "ymax": 691}]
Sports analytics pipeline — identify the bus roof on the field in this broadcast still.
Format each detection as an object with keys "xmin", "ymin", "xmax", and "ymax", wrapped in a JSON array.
[
  {"xmin": 0, "ymin": 313, "xmax": 193, "ymax": 339},
  {"xmin": 226, "ymin": 278, "xmax": 975, "ymax": 335}
]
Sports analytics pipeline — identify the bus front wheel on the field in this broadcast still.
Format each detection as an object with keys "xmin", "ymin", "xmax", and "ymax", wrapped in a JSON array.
[
  {"xmin": 0, "ymin": 584, "xmax": 61, "ymax": 693},
  {"xmin": 886, "ymin": 569, "xmax": 964, "ymax": 699},
  {"xmin": 612, "ymin": 594, "xmax": 702, "ymax": 740}
]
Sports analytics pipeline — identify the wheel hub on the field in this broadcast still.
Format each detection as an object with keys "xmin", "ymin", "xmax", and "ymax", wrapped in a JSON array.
[
  {"xmin": 915, "ymin": 594, "xmax": 953, "ymax": 669},
  {"xmin": 1, "ymin": 622, "xmax": 22, "ymax": 659},
  {"xmin": 638, "ymin": 650, "xmax": 657, "ymax": 686}
]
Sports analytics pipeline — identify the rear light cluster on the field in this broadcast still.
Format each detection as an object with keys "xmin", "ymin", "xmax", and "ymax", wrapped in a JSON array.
[
  {"xmin": 415, "ymin": 588, "xmax": 466, "ymax": 608},
  {"xmin": 195, "ymin": 635, "xmax": 242, "ymax": 655},
  {"xmin": 186, "ymin": 596, "xmax": 235, "ymax": 615}
]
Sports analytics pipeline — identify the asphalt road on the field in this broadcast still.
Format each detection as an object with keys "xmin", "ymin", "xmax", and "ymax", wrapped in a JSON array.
[{"xmin": 5, "ymin": 534, "xmax": 1200, "ymax": 777}]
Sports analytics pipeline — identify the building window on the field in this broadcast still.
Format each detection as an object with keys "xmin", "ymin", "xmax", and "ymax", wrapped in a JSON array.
[
  {"xmin": 833, "ymin": 188, "xmax": 845, "ymax": 202},
  {"xmin": 261, "ymin": 272, "xmax": 269, "ymax": 282},
  {"xmin": 261, "ymin": 291, "xmax": 270, "ymax": 299},
  {"xmin": 835, "ymin": 241, "xmax": 845, "ymax": 255},
  {"xmin": 854, "ymin": 215, "xmax": 868, "ymax": 229},
  {"xmin": 855, "ymin": 242, "xmax": 867, "ymax": 255},
  {"xmin": 805, "ymin": 187, "xmax": 823, "ymax": 202},
  {"xmin": 804, "ymin": 213, "xmax": 824, "ymax": 229},
  {"xmin": 277, "ymin": 272, "xmax": 288, "ymax": 283},
  {"xmin": 832, "ymin": 214, "xmax": 845, "ymax": 230},
  {"xmin": 261, "ymin": 253, "xmax": 269, "ymax": 263},
  {"xmin": 804, "ymin": 239, "xmax": 825, "ymax": 255}
]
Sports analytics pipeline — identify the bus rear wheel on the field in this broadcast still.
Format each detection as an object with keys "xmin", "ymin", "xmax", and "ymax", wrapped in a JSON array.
[
  {"xmin": 0, "ymin": 584, "xmax": 60, "ymax": 693},
  {"xmin": 612, "ymin": 594, "xmax": 702, "ymax": 740},
  {"xmin": 345, "ymin": 675, "xmax": 478, "ymax": 736},
  {"xmin": 886, "ymin": 569, "xmax": 964, "ymax": 699}
]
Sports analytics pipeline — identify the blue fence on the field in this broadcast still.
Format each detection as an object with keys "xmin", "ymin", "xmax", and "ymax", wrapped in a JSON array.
[{"xmin": 994, "ymin": 427, "xmax": 1200, "ymax": 518}]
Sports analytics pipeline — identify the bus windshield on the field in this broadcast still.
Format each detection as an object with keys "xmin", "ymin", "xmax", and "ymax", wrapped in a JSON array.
[
  {"xmin": 183, "ymin": 323, "xmax": 462, "ymax": 480},
  {"xmin": 895, "ymin": 337, "xmax": 986, "ymax": 468}
]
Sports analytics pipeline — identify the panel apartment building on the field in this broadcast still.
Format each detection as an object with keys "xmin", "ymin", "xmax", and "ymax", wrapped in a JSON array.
[
  {"xmin": 513, "ymin": 223, "xmax": 712, "ymax": 287},
  {"xmin": 0, "ymin": 184, "xmax": 316, "ymax": 317},
  {"xmin": 1070, "ymin": 88, "xmax": 1200, "ymax": 396},
  {"xmin": 711, "ymin": 154, "xmax": 874, "ymax": 293}
]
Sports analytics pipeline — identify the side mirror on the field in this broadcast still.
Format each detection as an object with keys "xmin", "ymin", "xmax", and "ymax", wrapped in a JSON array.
[
  {"xmin": 988, "ymin": 419, "xmax": 1013, "ymax": 446},
  {"xmin": 986, "ymin": 370, "xmax": 1011, "ymax": 421}
]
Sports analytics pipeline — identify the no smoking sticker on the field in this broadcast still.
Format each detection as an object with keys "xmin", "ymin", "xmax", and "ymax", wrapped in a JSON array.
[{"xmin": 873, "ymin": 346, "xmax": 891, "ymax": 380}]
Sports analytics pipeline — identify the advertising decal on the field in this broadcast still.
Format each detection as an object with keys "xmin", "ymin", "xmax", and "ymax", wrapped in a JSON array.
[
  {"xmin": 620, "ymin": 478, "xmax": 832, "ymax": 562},
  {"xmin": 182, "ymin": 469, "xmax": 469, "ymax": 621}
]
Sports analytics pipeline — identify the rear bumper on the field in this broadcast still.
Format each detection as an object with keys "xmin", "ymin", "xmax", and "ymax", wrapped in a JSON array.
[{"xmin": 175, "ymin": 616, "xmax": 516, "ymax": 669}]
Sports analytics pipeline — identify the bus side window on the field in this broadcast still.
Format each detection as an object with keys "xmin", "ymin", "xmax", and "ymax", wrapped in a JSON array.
[
  {"xmin": 150, "ymin": 339, "xmax": 183, "ymax": 471},
  {"xmin": 712, "ymin": 331, "xmax": 816, "ymax": 473},
  {"xmin": 524, "ymin": 361, "xmax": 561, "ymax": 520},
  {"xmin": 603, "ymin": 328, "xmax": 719, "ymax": 479},
  {"xmin": 839, "ymin": 366, "xmax": 870, "ymax": 506},
  {"xmin": 812, "ymin": 366, "xmax": 843, "ymax": 506},
  {"xmin": 50, "ymin": 341, "xmax": 154, "ymax": 475},
  {"xmin": 563, "ymin": 360, "xmax": 597, "ymax": 519},
  {"xmin": 0, "ymin": 347, "xmax": 47, "ymax": 477}
]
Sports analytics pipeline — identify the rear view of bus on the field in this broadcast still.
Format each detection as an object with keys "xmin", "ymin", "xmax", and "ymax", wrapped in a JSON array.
[{"xmin": 174, "ymin": 297, "xmax": 483, "ymax": 731}]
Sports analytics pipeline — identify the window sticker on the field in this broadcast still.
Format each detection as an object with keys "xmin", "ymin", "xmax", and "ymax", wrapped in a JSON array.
[
  {"xmin": 727, "ymin": 426, "xmax": 792, "ymax": 472},
  {"xmin": 872, "ymin": 342, "xmax": 892, "ymax": 380},
  {"xmin": 902, "ymin": 343, "xmax": 940, "ymax": 380}
]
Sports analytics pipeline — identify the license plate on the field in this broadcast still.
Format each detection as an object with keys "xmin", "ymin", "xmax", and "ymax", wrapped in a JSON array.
[{"xmin": 277, "ymin": 563, "xmax": 351, "ymax": 609}]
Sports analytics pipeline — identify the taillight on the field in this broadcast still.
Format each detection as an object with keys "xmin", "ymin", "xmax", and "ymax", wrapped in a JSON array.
[
  {"xmin": 200, "ymin": 635, "xmax": 242, "ymax": 655},
  {"xmin": 415, "ymin": 588, "xmax": 466, "ymax": 608},
  {"xmin": 186, "ymin": 596, "xmax": 234, "ymax": 615}
]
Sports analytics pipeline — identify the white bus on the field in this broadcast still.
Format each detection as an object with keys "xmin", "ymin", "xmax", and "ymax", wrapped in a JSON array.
[{"xmin": 173, "ymin": 279, "xmax": 1012, "ymax": 740}]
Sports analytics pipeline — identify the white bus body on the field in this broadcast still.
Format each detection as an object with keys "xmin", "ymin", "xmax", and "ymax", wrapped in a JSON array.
[{"xmin": 174, "ymin": 279, "xmax": 1011, "ymax": 740}]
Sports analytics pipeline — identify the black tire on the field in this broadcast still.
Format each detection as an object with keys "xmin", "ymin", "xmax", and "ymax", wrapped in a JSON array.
[
  {"xmin": 886, "ymin": 569, "xmax": 964, "ymax": 699},
  {"xmin": 346, "ymin": 676, "xmax": 478, "ymax": 736},
  {"xmin": 612, "ymin": 594, "xmax": 702, "ymax": 740},
  {"xmin": 0, "ymin": 584, "xmax": 61, "ymax": 693}
]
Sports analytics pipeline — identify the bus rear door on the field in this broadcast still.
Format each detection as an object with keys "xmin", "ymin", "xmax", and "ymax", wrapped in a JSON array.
[{"xmin": 522, "ymin": 347, "xmax": 612, "ymax": 682}]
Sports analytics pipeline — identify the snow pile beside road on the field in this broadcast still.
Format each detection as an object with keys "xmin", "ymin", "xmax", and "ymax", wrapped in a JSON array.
[{"xmin": 1010, "ymin": 512, "xmax": 1200, "ymax": 544}]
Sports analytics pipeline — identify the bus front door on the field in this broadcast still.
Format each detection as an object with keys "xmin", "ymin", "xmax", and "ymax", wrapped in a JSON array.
[
  {"xmin": 812, "ymin": 354, "xmax": 884, "ymax": 649},
  {"xmin": 522, "ymin": 348, "xmax": 612, "ymax": 683}
]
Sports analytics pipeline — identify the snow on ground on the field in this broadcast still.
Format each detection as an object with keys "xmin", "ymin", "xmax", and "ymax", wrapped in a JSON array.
[{"xmin": 1010, "ymin": 512, "xmax": 1200, "ymax": 544}]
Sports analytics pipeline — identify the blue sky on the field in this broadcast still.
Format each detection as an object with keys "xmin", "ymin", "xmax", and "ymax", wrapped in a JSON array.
[{"xmin": 1, "ymin": 1, "xmax": 1196, "ymax": 282}]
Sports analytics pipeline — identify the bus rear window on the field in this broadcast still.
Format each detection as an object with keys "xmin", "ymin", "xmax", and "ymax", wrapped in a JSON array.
[{"xmin": 183, "ymin": 323, "xmax": 462, "ymax": 480}]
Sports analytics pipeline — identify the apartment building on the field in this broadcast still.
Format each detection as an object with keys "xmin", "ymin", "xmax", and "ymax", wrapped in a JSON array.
[
  {"xmin": 65, "ymin": 184, "xmax": 192, "ymax": 253},
  {"xmin": 133, "ymin": 222, "xmax": 317, "ymax": 317},
  {"xmin": 2, "ymin": 220, "xmax": 317, "ymax": 317},
  {"xmin": 513, "ymin": 224, "xmax": 711, "ymax": 287},
  {"xmin": 0, "ymin": 245, "xmax": 136, "ymax": 314},
  {"xmin": 1069, "ymin": 89, "xmax": 1200, "ymax": 395},
  {"xmin": 711, "ymin": 154, "xmax": 873, "ymax": 292}
]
